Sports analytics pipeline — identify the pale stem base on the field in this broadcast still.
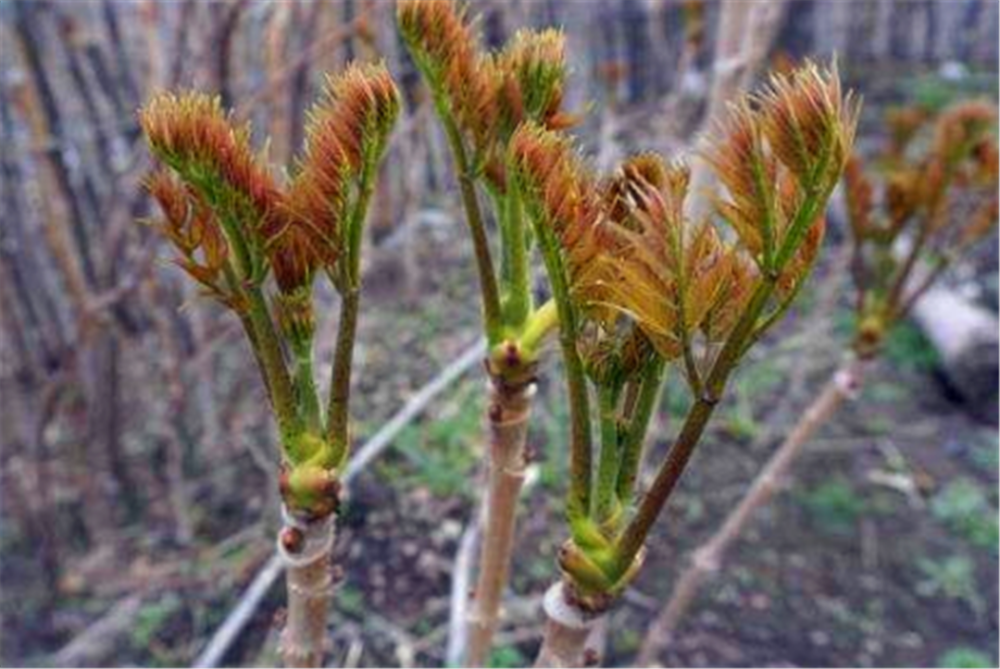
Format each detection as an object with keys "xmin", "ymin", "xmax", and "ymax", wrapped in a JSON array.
[
  {"xmin": 534, "ymin": 582, "xmax": 605, "ymax": 668},
  {"xmin": 465, "ymin": 381, "xmax": 536, "ymax": 667},
  {"xmin": 278, "ymin": 511, "xmax": 337, "ymax": 668}
]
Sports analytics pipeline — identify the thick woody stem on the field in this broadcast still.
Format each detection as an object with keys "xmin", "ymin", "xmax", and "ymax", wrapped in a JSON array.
[
  {"xmin": 278, "ymin": 509, "xmax": 338, "ymax": 668},
  {"xmin": 635, "ymin": 357, "xmax": 866, "ymax": 665},
  {"xmin": 465, "ymin": 380, "xmax": 536, "ymax": 666},
  {"xmin": 534, "ymin": 582, "xmax": 605, "ymax": 668}
]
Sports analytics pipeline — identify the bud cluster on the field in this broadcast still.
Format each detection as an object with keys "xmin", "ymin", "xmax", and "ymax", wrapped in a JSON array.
[
  {"xmin": 273, "ymin": 62, "xmax": 401, "ymax": 295},
  {"xmin": 139, "ymin": 93, "xmax": 281, "ymax": 267},
  {"xmin": 844, "ymin": 99, "xmax": 997, "ymax": 356},
  {"xmin": 398, "ymin": 0, "xmax": 573, "ymax": 189},
  {"xmin": 140, "ymin": 63, "xmax": 400, "ymax": 516},
  {"xmin": 510, "ymin": 61, "xmax": 858, "ymax": 599},
  {"xmin": 141, "ymin": 64, "xmax": 400, "ymax": 306}
]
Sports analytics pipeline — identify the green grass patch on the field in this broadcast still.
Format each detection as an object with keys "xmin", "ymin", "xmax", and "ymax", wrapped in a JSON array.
[
  {"xmin": 883, "ymin": 321, "xmax": 940, "ymax": 373},
  {"xmin": 797, "ymin": 478, "xmax": 867, "ymax": 534},
  {"xmin": 930, "ymin": 479, "xmax": 999, "ymax": 553},
  {"xmin": 938, "ymin": 646, "xmax": 994, "ymax": 668},
  {"xmin": 917, "ymin": 555, "xmax": 984, "ymax": 614},
  {"xmin": 489, "ymin": 645, "xmax": 528, "ymax": 668},
  {"xmin": 378, "ymin": 387, "xmax": 482, "ymax": 499}
]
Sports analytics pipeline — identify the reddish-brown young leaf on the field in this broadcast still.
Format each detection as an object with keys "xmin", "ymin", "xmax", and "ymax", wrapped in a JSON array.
[{"xmin": 139, "ymin": 91, "xmax": 281, "ymax": 223}]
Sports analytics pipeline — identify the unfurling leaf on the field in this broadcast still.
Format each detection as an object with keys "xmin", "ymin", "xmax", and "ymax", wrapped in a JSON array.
[
  {"xmin": 706, "ymin": 61, "xmax": 859, "ymax": 271},
  {"xmin": 274, "ymin": 62, "xmax": 401, "ymax": 293},
  {"xmin": 776, "ymin": 216, "xmax": 825, "ymax": 299},
  {"xmin": 139, "ymin": 91, "xmax": 280, "ymax": 230},
  {"xmin": 704, "ymin": 102, "xmax": 773, "ymax": 259},
  {"xmin": 495, "ymin": 28, "xmax": 571, "ymax": 135},
  {"xmin": 702, "ymin": 251, "xmax": 758, "ymax": 343},
  {"xmin": 397, "ymin": 0, "xmax": 494, "ymax": 144},
  {"xmin": 398, "ymin": 0, "xmax": 571, "ymax": 190},
  {"xmin": 508, "ymin": 121, "xmax": 606, "ymax": 289},
  {"xmin": 145, "ymin": 171, "xmax": 241, "ymax": 309},
  {"xmin": 755, "ymin": 61, "xmax": 859, "ymax": 187}
]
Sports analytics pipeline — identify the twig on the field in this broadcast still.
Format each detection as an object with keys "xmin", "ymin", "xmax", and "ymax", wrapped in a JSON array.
[
  {"xmin": 341, "ymin": 339, "xmax": 486, "ymax": 481},
  {"xmin": 448, "ymin": 464, "xmax": 541, "ymax": 666},
  {"xmin": 51, "ymin": 595, "xmax": 145, "ymax": 667},
  {"xmin": 194, "ymin": 554, "xmax": 285, "ymax": 669},
  {"xmin": 634, "ymin": 247, "xmax": 851, "ymax": 666},
  {"xmin": 365, "ymin": 612, "xmax": 418, "ymax": 668},
  {"xmin": 445, "ymin": 516, "xmax": 480, "ymax": 667},
  {"xmin": 635, "ymin": 356, "xmax": 868, "ymax": 666}
]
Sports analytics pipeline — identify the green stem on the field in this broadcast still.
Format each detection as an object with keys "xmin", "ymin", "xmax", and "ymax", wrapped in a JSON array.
[
  {"xmin": 620, "ymin": 378, "xmax": 641, "ymax": 425},
  {"xmin": 326, "ymin": 156, "xmax": 379, "ymax": 464},
  {"xmin": 492, "ymin": 185, "xmax": 513, "ymax": 288},
  {"xmin": 438, "ymin": 108, "xmax": 503, "ymax": 343},
  {"xmin": 884, "ymin": 223, "xmax": 929, "ymax": 316},
  {"xmin": 741, "ymin": 236, "xmax": 826, "ymax": 355},
  {"xmin": 222, "ymin": 262, "xmax": 269, "ymax": 391},
  {"xmin": 327, "ymin": 288, "xmax": 358, "ymax": 464},
  {"xmin": 749, "ymin": 145, "xmax": 778, "ymax": 271},
  {"xmin": 237, "ymin": 312, "xmax": 270, "ymax": 393},
  {"xmin": 613, "ymin": 275, "xmax": 776, "ymax": 574},
  {"xmin": 504, "ymin": 184, "xmax": 531, "ymax": 328},
  {"xmin": 246, "ymin": 287, "xmax": 300, "ymax": 448},
  {"xmin": 772, "ymin": 141, "xmax": 836, "ymax": 270},
  {"xmin": 615, "ymin": 357, "xmax": 666, "ymax": 504},
  {"xmin": 520, "ymin": 299, "xmax": 558, "ymax": 356},
  {"xmin": 293, "ymin": 342, "xmax": 323, "ymax": 434},
  {"xmin": 594, "ymin": 383, "xmax": 622, "ymax": 522},
  {"xmin": 536, "ymin": 226, "xmax": 592, "ymax": 521}
]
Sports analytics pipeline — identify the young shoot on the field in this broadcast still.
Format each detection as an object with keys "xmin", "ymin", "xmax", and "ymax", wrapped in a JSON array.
[
  {"xmin": 511, "ymin": 62, "xmax": 859, "ymax": 665},
  {"xmin": 638, "ymin": 99, "xmax": 998, "ymax": 665},
  {"xmin": 398, "ymin": 1, "xmax": 580, "ymax": 663},
  {"xmin": 846, "ymin": 100, "xmax": 998, "ymax": 357},
  {"xmin": 140, "ymin": 62, "xmax": 399, "ymax": 667}
]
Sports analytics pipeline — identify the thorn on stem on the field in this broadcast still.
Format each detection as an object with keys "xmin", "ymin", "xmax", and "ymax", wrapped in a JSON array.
[{"xmin": 280, "ymin": 527, "xmax": 305, "ymax": 554}]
